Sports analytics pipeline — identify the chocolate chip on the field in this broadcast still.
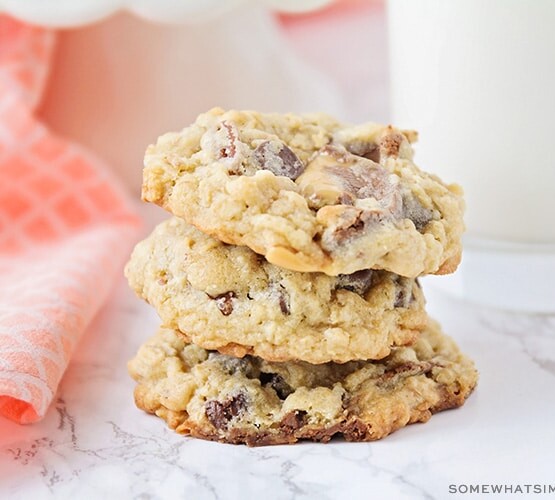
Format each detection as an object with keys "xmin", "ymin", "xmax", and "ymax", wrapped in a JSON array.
[
  {"xmin": 344, "ymin": 141, "xmax": 380, "ymax": 163},
  {"xmin": 259, "ymin": 372, "xmax": 293, "ymax": 400},
  {"xmin": 402, "ymin": 194, "xmax": 433, "ymax": 232},
  {"xmin": 253, "ymin": 140, "xmax": 305, "ymax": 179},
  {"xmin": 279, "ymin": 295, "xmax": 290, "ymax": 315},
  {"xmin": 205, "ymin": 393, "xmax": 248, "ymax": 430},
  {"xmin": 209, "ymin": 291, "xmax": 236, "ymax": 316},
  {"xmin": 393, "ymin": 277, "xmax": 415, "ymax": 308},
  {"xmin": 394, "ymin": 288, "xmax": 408, "ymax": 308},
  {"xmin": 276, "ymin": 285, "xmax": 290, "ymax": 315},
  {"xmin": 335, "ymin": 269, "xmax": 374, "ymax": 296},
  {"xmin": 280, "ymin": 410, "xmax": 307, "ymax": 431}
]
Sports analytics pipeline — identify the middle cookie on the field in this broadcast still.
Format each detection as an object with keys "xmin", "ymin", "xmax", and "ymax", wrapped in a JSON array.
[{"xmin": 125, "ymin": 218, "xmax": 427, "ymax": 364}]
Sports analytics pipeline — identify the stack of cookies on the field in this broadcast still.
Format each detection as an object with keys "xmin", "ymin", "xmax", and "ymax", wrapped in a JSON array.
[{"xmin": 125, "ymin": 108, "xmax": 478, "ymax": 446}]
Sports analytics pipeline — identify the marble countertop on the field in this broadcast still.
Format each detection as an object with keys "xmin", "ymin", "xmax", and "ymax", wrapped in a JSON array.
[{"xmin": 1, "ymin": 264, "xmax": 554, "ymax": 499}]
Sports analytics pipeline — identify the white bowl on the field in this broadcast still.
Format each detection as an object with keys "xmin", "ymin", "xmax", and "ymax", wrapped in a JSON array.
[{"xmin": 0, "ymin": 0, "xmax": 333, "ymax": 27}]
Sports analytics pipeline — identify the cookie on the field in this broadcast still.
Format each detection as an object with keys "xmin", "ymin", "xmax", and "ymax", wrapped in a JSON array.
[
  {"xmin": 142, "ymin": 108, "xmax": 464, "ymax": 277},
  {"xmin": 128, "ymin": 320, "xmax": 478, "ymax": 446},
  {"xmin": 125, "ymin": 218, "xmax": 427, "ymax": 364}
]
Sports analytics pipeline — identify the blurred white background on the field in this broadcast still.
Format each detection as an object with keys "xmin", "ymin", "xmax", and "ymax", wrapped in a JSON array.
[{"xmin": 36, "ymin": 1, "xmax": 386, "ymax": 193}]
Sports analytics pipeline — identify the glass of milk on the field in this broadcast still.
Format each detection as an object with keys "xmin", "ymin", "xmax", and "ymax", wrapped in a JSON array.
[{"xmin": 387, "ymin": 0, "xmax": 555, "ymax": 312}]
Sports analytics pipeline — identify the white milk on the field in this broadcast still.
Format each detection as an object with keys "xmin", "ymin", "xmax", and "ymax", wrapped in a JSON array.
[{"xmin": 388, "ymin": 0, "xmax": 555, "ymax": 311}]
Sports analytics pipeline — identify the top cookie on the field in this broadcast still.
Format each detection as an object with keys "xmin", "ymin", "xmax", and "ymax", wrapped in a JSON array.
[{"xmin": 142, "ymin": 108, "xmax": 464, "ymax": 277}]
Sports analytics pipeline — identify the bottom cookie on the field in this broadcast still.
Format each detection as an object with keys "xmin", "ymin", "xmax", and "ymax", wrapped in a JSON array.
[{"xmin": 128, "ymin": 320, "xmax": 477, "ymax": 446}]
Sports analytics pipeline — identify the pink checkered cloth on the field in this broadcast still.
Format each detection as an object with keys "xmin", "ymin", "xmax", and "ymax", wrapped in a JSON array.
[{"xmin": 0, "ymin": 16, "xmax": 140, "ymax": 423}]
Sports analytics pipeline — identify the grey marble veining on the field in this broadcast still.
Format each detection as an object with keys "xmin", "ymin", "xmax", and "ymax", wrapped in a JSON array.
[{"xmin": 1, "ymin": 280, "xmax": 554, "ymax": 500}]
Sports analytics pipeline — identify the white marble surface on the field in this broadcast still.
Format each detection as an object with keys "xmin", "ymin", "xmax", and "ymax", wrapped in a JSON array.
[{"xmin": 1, "ymin": 253, "xmax": 554, "ymax": 499}]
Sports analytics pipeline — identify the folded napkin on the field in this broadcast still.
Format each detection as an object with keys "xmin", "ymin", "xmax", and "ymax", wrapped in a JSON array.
[{"xmin": 0, "ymin": 16, "xmax": 140, "ymax": 424}]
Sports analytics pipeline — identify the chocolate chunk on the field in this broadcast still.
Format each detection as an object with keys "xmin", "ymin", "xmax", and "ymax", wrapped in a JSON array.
[
  {"xmin": 393, "ymin": 277, "xmax": 415, "ymax": 308},
  {"xmin": 331, "ymin": 208, "xmax": 366, "ymax": 244},
  {"xmin": 210, "ymin": 291, "xmax": 236, "ymax": 316},
  {"xmin": 203, "ymin": 120, "xmax": 249, "ymax": 174},
  {"xmin": 323, "ymin": 163, "xmax": 396, "ymax": 202},
  {"xmin": 219, "ymin": 121, "xmax": 238, "ymax": 159},
  {"xmin": 338, "ymin": 192, "xmax": 356, "ymax": 205},
  {"xmin": 253, "ymin": 140, "xmax": 305, "ymax": 179},
  {"xmin": 344, "ymin": 141, "xmax": 380, "ymax": 163},
  {"xmin": 402, "ymin": 194, "xmax": 433, "ymax": 232},
  {"xmin": 280, "ymin": 410, "xmax": 308, "ymax": 431},
  {"xmin": 205, "ymin": 393, "xmax": 248, "ymax": 430},
  {"xmin": 331, "ymin": 206, "xmax": 394, "ymax": 245},
  {"xmin": 335, "ymin": 269, "xmax": 374, "ymax": 295},
  {"xmin": 259, "ymin": 372, "xmax": 293, "ymax": 400},
  {"xmin": 297, "ymin": 145, "xmax": 403, "ymax": 216}
]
